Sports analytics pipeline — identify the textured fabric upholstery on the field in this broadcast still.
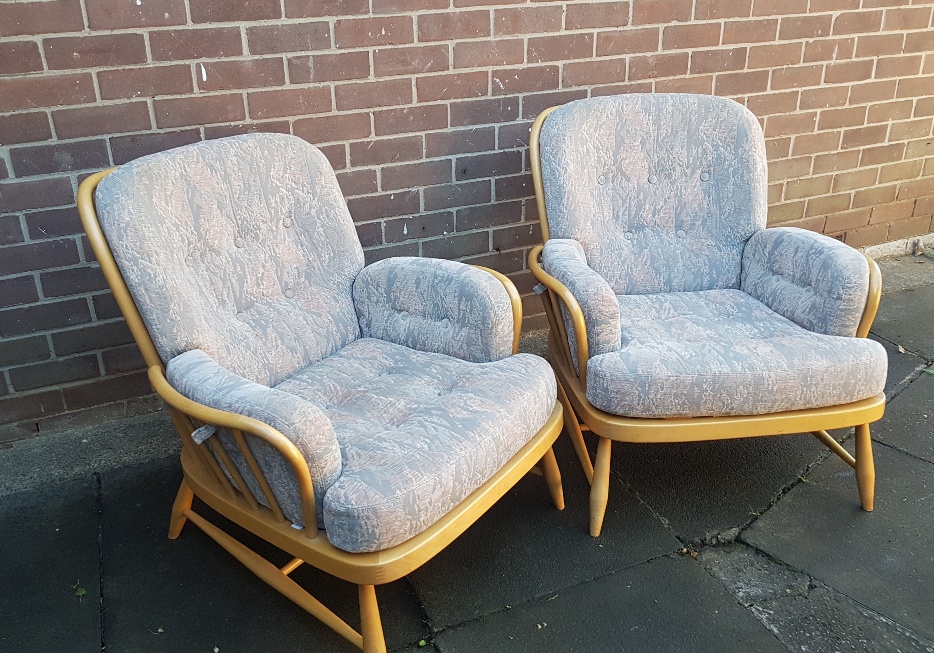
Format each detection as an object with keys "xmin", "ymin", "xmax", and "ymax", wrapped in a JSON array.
[
  {"xmin": 539, "ymin": 93, "xmax": 768, "ymax": 295},
  {"xmin": 741, "ymin": 227, "xmax": 870, "ymax": 337},
  {"xmin": 354, "ymin": 257, "xmax": 514, "ymax": 363},
  {"xmin": 587, "ymin": 290, "xmax": 887, "ymax": 418},
  {"xmin": 541, "ymin": 239, "xmax": 620, "ymax": 370},
  {"xmin": 95, "ymin": 133, "xmax": 365, "ymax": 387},
  {"xmin": 275, "ymin": 338, "xmax": 555, "ymax": 552}
]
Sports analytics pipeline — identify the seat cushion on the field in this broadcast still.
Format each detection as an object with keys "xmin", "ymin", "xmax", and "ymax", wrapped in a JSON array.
[
  {"xmin": 274, "ymin": 338, "xmax": 557, "ymax": 553},
  {"xmin": 587, "ymin": 289, "xmax": 886, "ymax": 418}
]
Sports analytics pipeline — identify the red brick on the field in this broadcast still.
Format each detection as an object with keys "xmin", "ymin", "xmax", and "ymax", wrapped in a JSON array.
[
  {"xmin": 803, "ymin": 37, "xmax": 856, "ymax": 62},
  {"xmin": 596, "ymin": 28, "xmax": 660, "ymax": 56},
  {"xmin": 247, "ymin": 22, "xmax": 331, "ymax": 55},
  {"xmin": 752, "ymin": 0, "xmax": 807, "ymax": 15},
  {"xmin": 248, "ymin": 87, "xmax": 331, "ymax": 120},
  {"xmin": 629, "ymin": 52, "xmax": 689, "ymax": 80},
  {"xmin": 294, "ymin": 113, "xmax": 372, "ymax": 144},
  {"xmin": 347, "ymin": 190, "xmax": 420, "ymax": 222},
  {"xmin": 521, "ymin": 90, "xmax": 587, "ymax": 120},
  {"xmin": 0, "ymin": 0, "xmax": 83, "ymax": 37},
  {"xmin": 841, "ymin": 124, "xmax": 889, "ymax": 149},
  {"xmin": 44, "ymin": 34, "xmax": 146, "ymax": 70},
  {"xmin": 453, "ymin": 0, "xmax": 521, "ymax": 5},
  {"xmin": 833, "ymin": 10, "xmax": 884, "ymax": 35},
  {"xmin": 39, "ymin": 265, "xmax": 109, "ymax": 297},
  {"xmin": 492, "ymin": 66, "xmax": 558, "ymax": 95},
  {"xmin": 189, "ymin": 0, "xmax": 280, "ymax": 22},
  {"xmin": 150, "ymin": 28, "xmax": 243, "ymax": 61},
  {"xmin": 110, "ymin": 130, "xmax": 201, "ymax": 165},
  {"xmin": 765, "ymin": 137, "xmax": 791, "ymax": 160},
  {"xmin": 425, "ymin": 127, "xmax": 496, "ymax": 157},
  {"xmin": 418, "ymin": 11, "xmax": 490, "ymax": 42},
  {"xmin": 381, "ymin": 161, "xmax": 452, "ymax": 191},
  {"xmin": 916, "ymin": 97, "xmax": 934, "ymax": 117},
  {"xmin": 832, "ymin": 167, "xmax": 878, "ymax": 192},
  {"xmin": 24, "ymin": 207, "xmax": 82, "ymax": 240},
  {"xmin": 497, "ymin": 120, "xmax": 535, "ymax": 149},
  {"xmin": 883, "ymin": 6, "xmax": 932, "ymax": 30},
  {"xmin": 888, "ymin": 215, "xmax": 934, "ymax": 241},
  {"xmin": 663, "ymin": 23, "xmax": 721, "ymax": 50},
  {"xmin": 374, "ymin": 44, "xmax": 449, "ymax": 77},
  {"xmin": 722, "ymin": 19, "xmax": 777, "ymax": 44},
  {"xmin": 876, "ymin": 55, "xmax": 924, "ymax": 79},
  {"xmin": 747, "ymin": 91, "xmax": 799, "ymax": 116},
  {"xmin": 633, "ymin": 0, "xmax": 693, "ymax": 25},
  {"xmin": 450, "ymin": 97, "xmax": 519, "ymax": 127},
  {"xmin": 455, "ymin": 151, "xmax": 522, "ymax": 180},
  {"xmin": 854, "ymin": 33, "xmax": 904, "ymax": 58},
  {"xmin": 417, "ymin": 71, "xmax": 490, "ymax": 102},
  {"xmin": 889, "ymin": 118, "xmax": 933, "ymax": 142},
  {"xmin": 566, "ymin": 2, "xmax": 630, "ymax": 29},
  {"xmin": 0, "ymin": 112, "xmax": 52, "ymax": 145},
  {"xmin": 766, "ymin": 112, "xmax": 818, "ymax": 137},
  {"xmin": 0, "ymin": 41, "xmax": 43, "ymax": 75},
  {"xmin": 0, "ymin": 239, "xmax": 79, "ymax": 277},
  {"xmin": 85, "ymin": 0, "xmax": 186, "ymax": 29},
  {"xmin": 10, "ymin": 140, "xmax": 109, "ymax": 177},
  {"xmin": 495, "ymin": 6, "xmax": 562, "ymax": 35},
  {"xmin": 813, "ymin": 150, "xmax": 860, "ymax": 174},
  {"xmin": 905, "ymin": 32, "xmax": 932, "ymax": 54},
  {"xmin": 336, "ymin": 79, "xmax": 412, "ymax": 110},
  {"xmin": 867, "ymin": 100, "xmax": 914, "ymax": 123},
  {"xmin": 748, "ymin": 43, "xmax": 800, "ymax": 69},
  {"xmin": 348, "ymin": 135, "xmax": 422, "ymax": 166},
  {"xmin": 716, "ymin": 70, "xmax": 770, "ymax": 95},
  {"xmin": 335, "ymin": 169, "xmax": 378, "ymax": 197},
  {"xmin": 825, "ymin": 208, "xmax": 871, "ymax": 232},
  {"xmin": 318, "ymin": 144, "xmax": 347, "ymax": 170},
  {"xmin": 769, "ymin": 156, "xmax": 812, "ymax": 181},
  {"xmin": 657, "ymin": 74, "xmax": 714, "ymax": 94},
  {"xmin": 528, "ymin": 33, "xmax": 594, "ymax": 63},
  {"xmin": 824, "ymin": 59, "xmax": 874, "ymax": 84},
  {"xmin": 198, "ymin": 59, "xmax": 285, "ymax": 92},
  {"xmin": 793, "ymin": 131, "xmax": 843, "ymax": 156},
  {"xmin": 374, "ymin": 105, "xmax": 448, "ymax": 136},
  {"xmin": 799, "ymin": 86, "xmax": 849, "ymax": 110},
  {"xmin": 289, "ymin": 52, "xmax": 370, "ymax": 83},
  {"xmin": 562, "ymin": 58, "xmax": 627, "ymax": 86},
  {"xmin": 285, "ymin": 0, "xmax": 368, "ymax": 18},
  {"xmin": 869, "ymin": 201, "xmax": 915, "ymax": 224},
  {"xmin": 0, "ymin": 177, "xmax": 74, "ymax": 214},
  {"xmin": 52, "ymin": 102, "xmax": 150, "ymax": 139},
  {"xmin": 692, "ymin": 48, "xmax": 747, "ymax": 75},
  {"xmin": 385, "ymin": 211, "xmax": 455, "ymax": 243},
  {"xmin": 335, "ymin": 16, "xmax": 414, "ymax": 48},
  {"xmin": 155, "ymin": 94, "xmax": 245, "ymax": 129},
  {"xmin": 779, "ymin": 15, "xmax": 833, "ymax": 40},
  {"xmin": 454, "ymin": 39, "xmax": 525, "ymax": 68},
  {"xmin": 98, "ymin": 65, "xmax": 193, "ymax": 100},
  {"xmin": 423, "ymin": 231, "xmax": 490, "ymax": 259},
  {"xmin": 695, "ymin": 0, "xmax": 752, "ymax": 19},
  {"xmin": 860, "ymin": 143, "xmax": 906, "ymax": 165},
  {"xmin": 806, "ymin": 193, "xmax": 852, "ymax": 217},
  {"xmin": 850, "ymin": 80, "xmax": 897, "ymax": 104},
  {"xmin": 0, "ymin": 74, "xmax": 94, "ymax": 112},
  {"xmin": 591, "ymin": 81, "xmax": 653, "ymax": 97},
  {"xmin": 204, "ymin": 122, "xmax": 291, "ymax": 140},
  {"xmin": 896, "ymin": 76, "xmax": 934, "ymax": 99},
  {"xmin": 771, "ymin": 65, "xmax": 823, "ymax": 90},
  {"xmin": 373, "ymin": 0, "xmax": 448, "ymax": 12}
]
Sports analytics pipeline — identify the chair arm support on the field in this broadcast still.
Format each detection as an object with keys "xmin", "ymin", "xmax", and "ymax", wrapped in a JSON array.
[
  {"xmin": 741, "ymin": 227, "xmax": 874, "ymax": 337},
  {"xmin": 353, "ymin": 257, "xmax": 515, "ymax": 363},
  {"xmin": 540, "ymin": 239, "xmax": 621, "ymax": 369},
  {"xmin": 164, "ymin": 350, "xmax": 342, "ymax": 528}
]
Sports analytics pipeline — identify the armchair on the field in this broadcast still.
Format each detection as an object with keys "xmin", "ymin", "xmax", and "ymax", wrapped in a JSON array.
[
  {"xmin": 528, "ymin": 94, "xmax": 887, "ymax": 536},
  {"xmin": 78, "ymin": 133, "xmax": 564, "ymax": 652}
]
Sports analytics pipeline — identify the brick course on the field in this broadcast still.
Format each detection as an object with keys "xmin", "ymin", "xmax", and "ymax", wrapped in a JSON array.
[{"xmin": 1, "ymin": 0, "xmax": 933, "ymax": 435}]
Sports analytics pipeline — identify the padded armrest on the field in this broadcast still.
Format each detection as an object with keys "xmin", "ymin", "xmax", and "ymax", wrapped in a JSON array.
[
  {"xmin": 353, "ymin": 256, "xmax": 514, "ymax": 363},
  {"xmin": 741, "ymin": 227, "xmax": 870, "ymax": 337},
  {"xmin": 542, "ymin": 239, "xmax": 621, "ymax": 366},
  {"xmin": 166, "ymin": 349, "xmax": 342, "ymax": 524}
]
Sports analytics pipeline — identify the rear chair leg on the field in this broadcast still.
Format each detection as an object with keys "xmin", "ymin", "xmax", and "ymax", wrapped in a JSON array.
[
  {"xmin": 855, "ymin": 424, "xmax": 875, "ymax": 512},
  {"xmin": 168, "ymin": 479, "xmax": 194, "ymax": 539},
  {"xmin": 540, "ymin": 446, "xmax": 565, "ymax": 510},
  {"xmin": 590, "ymin": 437, "xmax": 612, "ymax": 537},
  {"xmin": 359, "ymin": 584, "xmax": 387, "ymax": 653},
  {"xmin": 556, "ymin": 380, "xmax": 594, "ymax": 484}
]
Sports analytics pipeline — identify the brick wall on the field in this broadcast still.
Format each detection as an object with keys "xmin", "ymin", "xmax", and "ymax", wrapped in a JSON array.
[{"xmin": 1, "ymin": 0, "xmax": 933, "ymax": 439}]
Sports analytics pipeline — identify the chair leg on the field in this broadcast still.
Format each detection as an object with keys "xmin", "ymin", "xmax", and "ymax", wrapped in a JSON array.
[
  {"xmin": 855, "ymin": 423, "xmax": 875, "ymax": 512},
  {"xmin": 556, "ymin": 380, "xmax": 594, "ymax": 484},
  {"xmin": 539, "ymin": 446, "xmax": 565, "ymax": 510},
  {"xmin": 590, "ymin": 437, "xmax": 613, "ymax": 537},
  {"xmin": 358, "ymin": 584, "xmax": 387, "ymax": 653},
  {"xmin": 168, "ymin": 479, "xmax": 194, "ymax": 539}
]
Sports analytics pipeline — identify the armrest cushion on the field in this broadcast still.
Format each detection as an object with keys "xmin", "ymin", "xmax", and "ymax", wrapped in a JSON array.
[
  {"xmin": 353, "ymin": 257, "xmax": 514, "ymax": 363},
  {"xmin": 542, "ymin": 239, "xmax": 621, "ymax": 365},
  {"xmin": 741, "ymin": 227, "xmax": 869, "ymax": 337},
  {"xmin": 166, "ymin": 349, "xmax": 341, "ymax": 525}
]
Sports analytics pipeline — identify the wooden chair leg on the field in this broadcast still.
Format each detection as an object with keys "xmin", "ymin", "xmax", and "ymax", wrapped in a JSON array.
[
  {"xmin": 168, "ymin": 479, "xmax": 194, "ymax": 539},
  {"xmin": 590, "ymin": 437, "xmax": 612, "ymax": 537},
  {"xmin": 358, "ymin": 584, "xmax": 387, "ymax": 653},
  {"xmin": 556, "ymin": 380, "xmax": 594, "ymax": 484},
  {"xmin": 539, "ymin": 446, "xmax": 565, "ymax": 510},
  {"xmin": 855, "ymin": 423, "xmax": 875, "ymax": 512}
]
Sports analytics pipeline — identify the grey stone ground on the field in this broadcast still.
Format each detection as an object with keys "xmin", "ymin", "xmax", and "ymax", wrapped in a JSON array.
[{"xmin": 1, "ymin": 254, "xmax": 932, "ymax": 652}]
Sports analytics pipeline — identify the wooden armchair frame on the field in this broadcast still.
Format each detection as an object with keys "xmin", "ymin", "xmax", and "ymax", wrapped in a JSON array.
[
  {"xmin": 527, "ymin": 106, "xmax": 886, "ymax": 537},
  {"xmin": 78, "ymin": 168, "xmax": 565, "ymax": 653}
]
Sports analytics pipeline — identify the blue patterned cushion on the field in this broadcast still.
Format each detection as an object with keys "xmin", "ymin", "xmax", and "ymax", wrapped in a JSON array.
[
  {"xmin": 742, "ymin": 227, "xmax": 870, "ymax": 337},
  {"xmin": 586, "ymin": 290, "xmax": 887, "ymax": 418},
  {"xmin": 539, "ymin": 94, "xmax": 768, "ymax": 295},
  {"xmin": 354, "ymin": 257, "xmax": 513, "ymax": 363},
  {"xmin": 95, "ymin": 133, "xmax": 365, "ymax": 386}
]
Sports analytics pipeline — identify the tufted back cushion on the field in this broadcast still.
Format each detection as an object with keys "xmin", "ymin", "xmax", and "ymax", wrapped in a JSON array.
[
  {"xmin": 539, "ymin": 93, "xmax": 768, "ymax": 295},
  {"xmin": 95, "ymin": 133, "xmax": 365, "ymax": 386}
]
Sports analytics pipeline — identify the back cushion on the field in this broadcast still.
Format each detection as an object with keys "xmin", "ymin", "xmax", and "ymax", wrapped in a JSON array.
[
  {"xmin": 540, "ymin": 94, "xmax": 768, "ymax": 295},
  {"xmin": 96, "ymin": 133, "xmax": 365, "ymax": 386}
]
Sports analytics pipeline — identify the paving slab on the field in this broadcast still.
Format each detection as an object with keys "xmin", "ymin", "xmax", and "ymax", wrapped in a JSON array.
[
  {"xmin": 409, "ymin": 437, "xmax": 679, "ymax": 630},
  {"xmin": 0, "ymin": 478, "xmax": 101, "ymax": 651},
  {"xmin": 872, "ymin": 286, "xmax": 934, "ymax": 361},
  {"xmin": 701, "ymin": 544, "xmax": 934, "ymax": 653},
  {"xmin": 98, "ymin": 457, "xmax": 428, "ymax": 653},
  {"xmin": 611, "ymin": 432, "xmax": 832, "ymax": 544},
  {"xmin": 870, "ymin": 334, "xmax": 929, "ymax": 398},
  {"xmin": 876, "ymin": 254, "xmax": 934, "ymax": 293},
  {"xmin": 433, "ymin": 555, "xmax": 787, "ymax": 653},
  {"xmin": 874, "ymin": 370, "xmax": 934, "ymax": 464},
  {"xmin": 743, "ymin": 442, "xmax": 934, "ymax": 640}
]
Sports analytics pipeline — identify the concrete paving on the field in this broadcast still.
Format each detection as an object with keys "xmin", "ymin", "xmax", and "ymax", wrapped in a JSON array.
[{"xmin": 1, "ymin": 254, "xmax": 932, "ymax": 652}]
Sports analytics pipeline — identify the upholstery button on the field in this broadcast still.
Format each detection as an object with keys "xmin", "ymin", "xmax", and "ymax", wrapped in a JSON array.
[
  {"xmin": 648, "ymin": 175, "xmax": 658, "ymax": 184},
  {"xmin": 624, "ymin": 232, "xmax": 634, "ymax": 240},
  {"xmin": 234, "ymin": 237, "xmax": 244, "ymax": 248},
  {"xmin": 184, "ymin": 256, "xmax": 195, "ymax": 267},
  {"xmin": 283, "ymin": 218, "xmax": 293, "ymax": 228},
  {"xmin": 700, "ymin": 172, "xmax": 710, "ymax": 182},
  {"xmin": 597, "ymin": 174, "xmax": 606, "ymax": 185},
  {"xmin": 676, "ymin": 229, "xmax": 686, "ymax": 238},
  {"xmin": 236, "ymin": 311, "xmax": 247, "ymax": 321},
  {"xmin": 285, "ymin": 288, "xmax": 295, "ymax": 299},
  {"xmin": 399, "ymin": 311, "xmax": 409, "ymax": 321},
  {"xmin": 441, "ymin": 318, "xmax": 451, "ymax": 329}
]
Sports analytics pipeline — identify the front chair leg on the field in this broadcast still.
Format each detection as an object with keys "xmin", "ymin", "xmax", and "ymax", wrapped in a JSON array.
[
  {"xmin": 168, "ymin": 479, "xmax": 194, "ymax": 539},
  {"xmin": 358, "ymin": 585, "xmax": 387, "ymax": 653},
  {"xmin": 855, "ymin": 424, "xmax": 875, "ymax": 512},
  {"xmin": 540, "ymin": 446, "xmax": 565, "ymax": 510},
  {"xmin": 590, "ymin": 437, "xmax": 613, "ymax": 537}
]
